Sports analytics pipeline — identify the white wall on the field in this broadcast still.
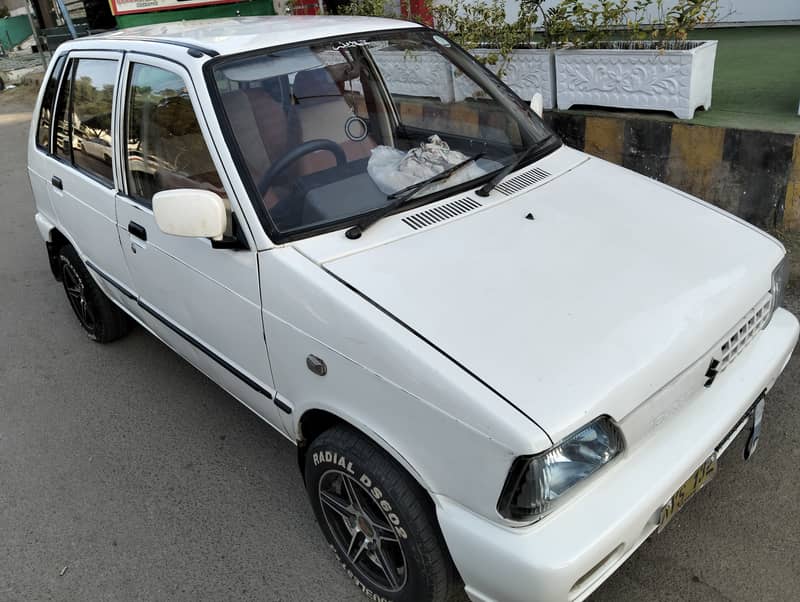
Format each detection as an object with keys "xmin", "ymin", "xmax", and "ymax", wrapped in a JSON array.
[
  {"xmin": 0, "ymin": 0, "xmax": 27, "ymax": 11},
  {"xmin": 501, "ymin": 0, "xmax": 800, "ymax": 25}
]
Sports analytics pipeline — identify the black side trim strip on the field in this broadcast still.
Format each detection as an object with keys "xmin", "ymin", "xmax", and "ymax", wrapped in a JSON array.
[
  {"xmin": 86, "ymin": 259, "xmax": 273, "ymax": 400},
  {"xmin": 85, "ymin": 260, "xmax": 136, "ymax": 300},
  {"xmin": 322, "ymin": 268, "xmax": 554, "ymax": 444},
  {"xmin": 274, "ymin": 397, "xmax": 292, "ymax": 415},
  {"xmin": 137, "ymin": 300, "xmax": 273, "ymax": 399}
]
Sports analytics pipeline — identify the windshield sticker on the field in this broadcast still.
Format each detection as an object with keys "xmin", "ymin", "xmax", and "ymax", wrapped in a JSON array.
[
  {"xmin": 332, "ymin": 40, "xmax": 371, "ymax": 51},
  {"xmin": 433, "ymin": 35, "xmax": 451, "ymax": 47}
]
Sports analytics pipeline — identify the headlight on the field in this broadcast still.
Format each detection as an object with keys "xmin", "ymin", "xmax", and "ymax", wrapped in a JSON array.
[
  {"xmin": 497, "ymin": 416, "xmax": 625, "ymax": 521},
  {"xmin": 766, "ymin": 255, "xmax": 789, "ymax": 328}
]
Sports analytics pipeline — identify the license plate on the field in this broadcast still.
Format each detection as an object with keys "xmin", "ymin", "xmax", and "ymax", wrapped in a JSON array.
[
  {"xmin": 657, "ymin": 454, "xmax": 717, "ymax": 532},
  {"xmin": 657, "ymin": 394, "xmax": 767, "ymax": 532}
]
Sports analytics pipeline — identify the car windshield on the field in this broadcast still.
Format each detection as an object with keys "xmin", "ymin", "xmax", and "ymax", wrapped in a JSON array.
[{"xmin": 209, "ymin": 28, "xmax": 557, "ymax": 241}]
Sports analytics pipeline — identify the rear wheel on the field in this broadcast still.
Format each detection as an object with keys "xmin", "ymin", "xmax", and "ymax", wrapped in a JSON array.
[
  {"xmin": 305, "ymin": 425, "xmax": 459, "ymax": 602},
  {"xmin": 58, "ymin": 244, "xmax": 131, "ymax": 343}
]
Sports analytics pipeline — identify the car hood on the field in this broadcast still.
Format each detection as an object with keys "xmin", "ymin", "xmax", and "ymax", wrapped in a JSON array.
[{"xmin": 308, "ymin": 154, "xmax": 783, "ymax": 442}]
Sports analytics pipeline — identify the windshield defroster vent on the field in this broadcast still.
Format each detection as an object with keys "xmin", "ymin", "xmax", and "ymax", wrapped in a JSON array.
[
  {"xmin": 402, "ymin": 197, "xmax": 482, "ymax": 230},
  {"xmin": 495, "ymin": 167, "xmax": 551, "ymax": 196}
]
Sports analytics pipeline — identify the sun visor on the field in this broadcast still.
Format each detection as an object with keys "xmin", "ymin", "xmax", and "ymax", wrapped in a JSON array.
[{"xmin": 220, "ymin": 49, "xmax": 323, "ymax": 82}]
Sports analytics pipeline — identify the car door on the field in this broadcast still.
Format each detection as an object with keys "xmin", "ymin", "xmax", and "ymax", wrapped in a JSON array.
[
  {"xmin": 42, "ymin": 51, "xmax": 136, "ymax": 310},
  {"xmin": 29, "ymin": 54, "xmax": 67, "ymax": 234},
  {"xmin": 114, "ymin": 53, "xmax": 285, "ymax": 433}
]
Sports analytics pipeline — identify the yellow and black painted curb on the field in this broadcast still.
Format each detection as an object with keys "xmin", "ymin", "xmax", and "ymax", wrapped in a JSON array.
[{"xmin": 544, "ymin": 111, "xmax": 800, "ymax": 231}]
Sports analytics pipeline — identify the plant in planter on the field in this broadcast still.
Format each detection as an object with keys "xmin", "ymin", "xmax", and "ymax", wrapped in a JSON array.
[
  {"xmin": 335, "ymin": 0, "xmax": 463, "ymax": 101},
  {"xmin": 553, "ymin": 0, "xmax": 721, "ymax": 119},
  {"xmin": 339, "ymin": 0, "xmax": 399, "ymax": 16},
  {"xmin": 338, "ymin": 0, "xmax": 557, "ymax": 108},
  {"xmin": 429, "ymin": 0, "xmax": 535, "ymax": 72},
  {"xmin": 429, "ymin": 0, "xmax": 557, "ymax": 107}
]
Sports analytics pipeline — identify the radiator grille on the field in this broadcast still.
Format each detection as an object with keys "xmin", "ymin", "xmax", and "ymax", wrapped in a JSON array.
[
  {"xmin": 402, "ymin": 197, "xmax": 482, "ymax": 230},
  {"xmin": 716, "ymin": 295, "xmax": 772, "ymax": 374},
  {"xmin": 495, "ymin": 167, "xmax": 551, "ymax": 196}
]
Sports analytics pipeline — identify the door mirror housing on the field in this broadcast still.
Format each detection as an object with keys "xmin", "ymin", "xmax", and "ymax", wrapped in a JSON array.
[{"xmin": 153, "ymin": 189, "xmax": 227, "ymax": 241}]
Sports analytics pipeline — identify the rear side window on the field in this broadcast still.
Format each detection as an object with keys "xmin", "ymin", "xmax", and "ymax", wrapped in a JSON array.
[
  {"xmin": 71, "ymin": 59, "xmax": 118, "ymax": 185},
  {"xmin": 52, "ymin": 57, "xmax": 118, "ymax": 186},
  {"xmin": 124, "ymin": 63, "xmax": 224, "ymax": 205},
  {"xmin": 36, "ymin": 56, "xmax": 66, "ymax": 151}
]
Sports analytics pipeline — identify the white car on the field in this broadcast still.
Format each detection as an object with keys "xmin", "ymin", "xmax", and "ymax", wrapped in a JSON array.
[{"xmin": 27, "ymin": 16, "xmax": 798, "ymax": 602}]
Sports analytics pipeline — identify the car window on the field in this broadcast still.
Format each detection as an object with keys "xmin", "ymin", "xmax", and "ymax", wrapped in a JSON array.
[
  {"xmin": 36, "ymin": 55, "xmax": 66, "ymax": 151},
  {"xmin": 52, "ymin": 57, "xmax": 118, "ymax": 185},
  {"xmin": 53, "ymin": 59, "xmax": 75, "ymax": 163},
  {"xmin": 71, "ymin": 59, "xmax": 118, "ymax": 185},
  {"xmin": 125, "ymin": 63, "xmax": 225, "ymax": 206},
  {"xmin": 371, "ymin": 49, "xmax": 523, "ymax": 147},
  {"xmin": 210, "ymin": 31, "xmax": 554, "ymax": 242}
]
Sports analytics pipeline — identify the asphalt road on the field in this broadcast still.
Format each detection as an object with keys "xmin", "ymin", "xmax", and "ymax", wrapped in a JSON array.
[{"xmin": 2, "ymin": 89, "xmax": 800, "ymax": 602}]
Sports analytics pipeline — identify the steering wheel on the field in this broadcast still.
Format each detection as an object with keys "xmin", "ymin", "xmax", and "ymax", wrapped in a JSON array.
[{"xmin": 257, "ymin": 139, "xmax": 347, "ymax": 194}]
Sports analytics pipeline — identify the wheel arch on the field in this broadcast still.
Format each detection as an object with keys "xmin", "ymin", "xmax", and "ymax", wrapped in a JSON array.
[
  {"xmin": 296, "ymin": 407, "xmax": 436, "ymax": 511},
  {"xmin": 300, "ymin": 407, "xmax": 464, "ymax": 597},
  {"xmin": 45, "ymin": 227, "xmax": 70, "ymax": 281}
]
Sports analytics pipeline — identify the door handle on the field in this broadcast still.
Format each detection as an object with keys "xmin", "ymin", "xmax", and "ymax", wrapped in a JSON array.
[
  {"xmin": 128, "ymin": 221, "xmax": 147, "ymax": 241},
  {"xmin": 51, "ymin": 176, "xmax": 63, "ymax": 190}
]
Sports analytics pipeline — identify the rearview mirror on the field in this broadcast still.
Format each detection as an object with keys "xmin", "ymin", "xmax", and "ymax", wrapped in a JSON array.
[{"xmin": 153, "ymin": 189, "xmax": 227, "ymax": 241}]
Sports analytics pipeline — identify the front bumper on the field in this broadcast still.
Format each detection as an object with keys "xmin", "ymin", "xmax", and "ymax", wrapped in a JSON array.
[{"xmin": 436, "ymin": 308, "xmax": 799, "ymax": 602}]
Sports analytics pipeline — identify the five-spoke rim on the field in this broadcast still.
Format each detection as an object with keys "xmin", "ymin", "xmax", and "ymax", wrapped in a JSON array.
[
  {"xmin": 318, "ymin": 469, "xmax": 407, "ymax": 592},
  {"xmin": 62, "ymin": 260, "xmax": 96, "ymax": 335}
]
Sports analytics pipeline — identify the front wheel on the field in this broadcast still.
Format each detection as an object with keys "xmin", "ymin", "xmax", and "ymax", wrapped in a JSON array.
[{"xmin": 305, "ymin": 425, "xmax": 459, "ymax": 602}]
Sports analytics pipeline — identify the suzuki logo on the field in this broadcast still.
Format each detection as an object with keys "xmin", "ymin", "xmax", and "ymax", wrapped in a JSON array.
[{"xmin": 704, "ymin": 358, "xmax": 720, "ymax": 388}]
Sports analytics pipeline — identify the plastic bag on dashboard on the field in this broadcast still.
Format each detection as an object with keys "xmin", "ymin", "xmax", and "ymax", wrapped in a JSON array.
[{"xmin": 367, "ymin": 135, "xmax": 487, "ymax": 195}]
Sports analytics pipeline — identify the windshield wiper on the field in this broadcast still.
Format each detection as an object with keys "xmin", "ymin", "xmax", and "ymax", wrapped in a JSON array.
[
  {"xmin": 475, "ymin": 137, "xmax": 554, "ymax": 197},
  {"xmin": 345, "ymin": 151, "xmax": 484, "ymax": 239}
]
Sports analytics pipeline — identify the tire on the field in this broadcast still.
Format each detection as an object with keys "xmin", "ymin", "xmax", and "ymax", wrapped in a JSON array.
[
  {"xmin": 305, "ymin": 425, "xmax": 459, "ymax": 602},
  {"xmin": 58, "ymin": 244, "xmax": 131, "ymax": 343}
]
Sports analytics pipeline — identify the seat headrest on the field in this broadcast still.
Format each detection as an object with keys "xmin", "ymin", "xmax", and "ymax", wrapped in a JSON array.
[{"xmin": 293, "ymin": 66, "xmax": 352, "ymax": 106}]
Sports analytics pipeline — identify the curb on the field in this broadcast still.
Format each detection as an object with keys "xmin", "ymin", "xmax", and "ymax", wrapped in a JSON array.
[{"xmin": 544, "ymin": 111, "xmax": 800, "ymax": 231}]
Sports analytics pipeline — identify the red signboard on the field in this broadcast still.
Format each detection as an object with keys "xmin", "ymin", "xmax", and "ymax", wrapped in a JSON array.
[{"xmin": 109, "ymin": 0, "xmax": 242, "ymax": 16}]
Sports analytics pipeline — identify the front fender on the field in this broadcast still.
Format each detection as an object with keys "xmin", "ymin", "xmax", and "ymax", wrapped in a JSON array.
[
  {"xmin": 259, "ymin": 247, "xmax": 551, "ymax": 521},
  {"xmin": 264, "ymin": 309, "xmax": 521, "ymax": 519}
]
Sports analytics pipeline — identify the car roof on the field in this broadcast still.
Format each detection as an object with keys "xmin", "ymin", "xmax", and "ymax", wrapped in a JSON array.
[{"xmin": 91, "ymin": 16, "xmax": 423, "ymax": 57}]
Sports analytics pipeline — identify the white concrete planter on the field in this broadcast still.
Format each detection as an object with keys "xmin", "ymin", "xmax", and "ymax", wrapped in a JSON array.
[
  {"xmin": 369, "ymin": 48, "xmax": 556, "ymax": 108},
  {"xmin": 555, "ymin": 40, "xmax": 718, "ymax": 119},
  {"xmin": 371, "ymin": 50, "xmax": 457, "ymax": 102},
  {"xmin": 458, "ymin": 48, "xmax": 556, "ymax": 109}
]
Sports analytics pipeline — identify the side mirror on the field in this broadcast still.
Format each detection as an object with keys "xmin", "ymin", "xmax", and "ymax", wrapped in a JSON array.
[
  {"xmin": 153, "ymin": 189, "xmax": 227, "ymax": 241},
  {"xmin": 530, "ymin": 92, "xmax": 544, "ymax": 119}
]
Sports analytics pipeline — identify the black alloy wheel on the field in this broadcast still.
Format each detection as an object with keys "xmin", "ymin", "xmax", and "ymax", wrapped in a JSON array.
[
  {"xmin": 305, "ymin": 425, "xmax": 459, "ymax": 602},
  {"xmin": 318, "ymin": 468, "xmax": 408, "ymax": 592},
  {"xmin": 61, "ymin": 257, "xmax": 98, "ymax": 336}
]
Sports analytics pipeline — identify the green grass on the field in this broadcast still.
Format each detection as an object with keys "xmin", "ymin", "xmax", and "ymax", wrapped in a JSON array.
[{"xmin": 688, "ymin": 26, "xmax": 800, "ymax": 133}]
